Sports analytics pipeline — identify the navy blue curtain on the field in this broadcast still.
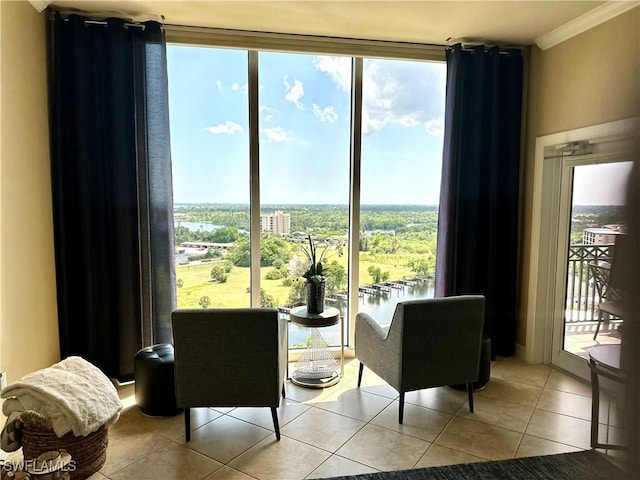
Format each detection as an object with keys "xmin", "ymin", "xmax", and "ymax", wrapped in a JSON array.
[
  {"xmin": 435, "ymin": 44, "xmax": 523, "ymax": 357},
  {"xmin": 49, "ymin": 13, "xmax": 175, "ymax": 380}
]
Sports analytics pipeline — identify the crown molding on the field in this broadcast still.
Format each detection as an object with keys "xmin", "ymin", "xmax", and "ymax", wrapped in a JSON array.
[
  {"xmin": 28, "ymin": 1, "xmax": 51, "ymax": 13},
  {"xmin": 535, "ymin": 1, "xmax": 640, "ymax": 50}
]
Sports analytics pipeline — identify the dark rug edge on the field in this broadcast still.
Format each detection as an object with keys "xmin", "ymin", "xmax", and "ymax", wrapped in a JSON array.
[{"xmin": 316, "ymin": 450, "xmax": 623, "ymax": 480}]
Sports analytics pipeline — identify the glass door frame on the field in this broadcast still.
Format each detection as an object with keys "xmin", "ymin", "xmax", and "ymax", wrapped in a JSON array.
[
  {"xmin": 551, "ymin": 156, "xmax": 631, "ymax": 377},
  {"xmin": 526, "ymin": 117, "xmax": 638, "ymax": 379}
]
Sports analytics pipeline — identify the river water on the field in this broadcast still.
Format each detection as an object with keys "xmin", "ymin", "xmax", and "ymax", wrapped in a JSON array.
[{"xmin": 288, "ymin": 279, "xmax": 435, "ymax": 348}]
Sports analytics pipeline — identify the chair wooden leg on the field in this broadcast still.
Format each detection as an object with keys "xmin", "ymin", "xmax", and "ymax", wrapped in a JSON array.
[
  {"xmin": 184, "ymin": 407, "xmax": 191, "ymax": 442},
  {"xmin": 467, "ymin": 383, "xmax": 474, "ymax": 413},
  {"xmin": 271, "ymin": 407, "xmax": 281, "ymax": 441},
  {"xmin": 399, "ymin": 392, "xmax": 405, "ymax": 424},
  {"xmin": 357, "ymin": 362, "xmax": 364, "ymax": 387},
  {"xmin": 282, "ymin": 383, "xmax": 286, "ymax": 398}
]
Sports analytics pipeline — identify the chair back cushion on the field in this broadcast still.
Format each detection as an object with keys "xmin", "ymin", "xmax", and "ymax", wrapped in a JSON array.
[
  {"xmin": 397, "ymin": 295, "xmax": 485, "ymax": 391},
  {"xmin": 172, "ymin": 308, "xmax": 285, "ymax": 408}
]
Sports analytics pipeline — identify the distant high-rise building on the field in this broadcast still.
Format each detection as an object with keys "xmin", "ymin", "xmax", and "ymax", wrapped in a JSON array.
[
  {"xmin": 582, "ymin": 226, "xmax": 625, "ymax": 245},
  {"xmin": 260, "ymin": 211, "xmax": 291, "ymax": 235}
]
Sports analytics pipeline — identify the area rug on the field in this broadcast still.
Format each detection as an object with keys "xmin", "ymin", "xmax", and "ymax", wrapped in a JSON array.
[{"xmin": 319, "ymin": 450, "xmax": 621, "ymax": 480}]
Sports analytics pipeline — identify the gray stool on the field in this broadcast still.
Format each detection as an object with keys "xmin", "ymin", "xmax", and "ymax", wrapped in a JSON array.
[
  {"xmin": 134, "ymin": 343, "xmax": 182, "ymax": 416},
  {"xmin": 451, "ymin": 335, "xmax": 491, "ymax": 391}
]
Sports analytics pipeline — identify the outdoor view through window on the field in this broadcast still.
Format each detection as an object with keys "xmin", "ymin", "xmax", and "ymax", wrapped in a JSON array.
[{"xmin": 167, "ymin": 45, "xmax": 446, "ymax": 348}]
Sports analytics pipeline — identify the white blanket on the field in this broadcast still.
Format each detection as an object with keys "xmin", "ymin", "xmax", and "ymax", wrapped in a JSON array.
[{"xmin": 1, "ymin": 356, "xmax": 123, "ymax": 437}]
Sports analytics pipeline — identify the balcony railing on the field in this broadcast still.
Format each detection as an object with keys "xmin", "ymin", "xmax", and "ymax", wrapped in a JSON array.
[{"xmin": 565, "ymin": 243, "xmax": 614, "ymax": 324}]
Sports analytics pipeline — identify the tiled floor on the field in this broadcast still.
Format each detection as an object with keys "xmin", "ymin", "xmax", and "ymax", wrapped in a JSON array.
[
  {"xmin": 564, "ymin": 324, "xmax": 621, "ymax": 360},
  {"xmin": 2, "ymin": 356, "xmax": 625, "ymax": 480}
]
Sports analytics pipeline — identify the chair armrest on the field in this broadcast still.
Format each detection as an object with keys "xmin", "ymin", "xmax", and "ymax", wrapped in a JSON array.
[
  {"xmin": 355, "ymin": 312, "xmax": 388, "ymax": 342},
  {"xmin": 355, "ymin": 312, "xmax": 401, "ymax": 390}
]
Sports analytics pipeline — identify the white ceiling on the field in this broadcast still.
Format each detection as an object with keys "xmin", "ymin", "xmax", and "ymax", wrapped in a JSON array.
[{"xmin": 47, "ymin": 0, "xmax": 614, "ymax": 47}]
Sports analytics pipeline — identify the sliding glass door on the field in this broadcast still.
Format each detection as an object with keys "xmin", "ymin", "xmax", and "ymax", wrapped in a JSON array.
[{"xmin": 553, "ymin": 159, "xmax": 632, "ymax": 375}]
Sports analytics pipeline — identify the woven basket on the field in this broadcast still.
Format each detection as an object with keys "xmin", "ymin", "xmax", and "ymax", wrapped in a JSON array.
[{"xmin": 19, "ymin": 414, "xmax": 108, "ymax": 480}]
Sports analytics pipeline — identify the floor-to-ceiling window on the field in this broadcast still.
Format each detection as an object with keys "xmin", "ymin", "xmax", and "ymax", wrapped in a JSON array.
[
  {"xmin": 358, "ymin": 58, "xmax": 445, "ymax": 328},
  {"xmin": 168, "ymin": 46, "xmax": 250, "ymax": 309},
  {"xmin": 166, "ymin": 36, "xmax": 446, "ymax": 349},
  {"xmin": 258, "ymin": 52, "xmax": 351, "ymax": 348}
]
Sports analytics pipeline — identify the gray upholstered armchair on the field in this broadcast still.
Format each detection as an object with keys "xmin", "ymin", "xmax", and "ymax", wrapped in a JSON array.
[
  {"xmin": 355, "ymin": 295, "xmax": 485, "ymax": 424},
  {"xmin": 172, "ymin": 308, "xmax": 288, "ymax": 441}
]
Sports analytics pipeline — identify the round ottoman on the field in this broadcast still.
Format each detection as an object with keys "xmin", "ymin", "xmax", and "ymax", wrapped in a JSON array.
[
  {"xmin": 451, "ymin": 335, "xmax": 491, "ymax": 391},
  {"xmin": 134, "ymin": 343, "xmax": 182, "ymax": 416}
]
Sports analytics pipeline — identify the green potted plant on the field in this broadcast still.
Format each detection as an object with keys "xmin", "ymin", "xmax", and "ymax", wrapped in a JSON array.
[{"xmin": 300, "ymin": 234, "xmax": 330, "ymax": 313}]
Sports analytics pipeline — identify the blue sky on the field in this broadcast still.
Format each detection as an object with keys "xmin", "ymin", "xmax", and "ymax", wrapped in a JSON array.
[{"xmin": 167, "ymin": 45, "xmax": 446, "ymax": 205}]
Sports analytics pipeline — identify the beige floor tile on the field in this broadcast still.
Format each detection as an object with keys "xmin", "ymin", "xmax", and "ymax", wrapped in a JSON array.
[
  {"xmin": 491, "ymin": 358, "xmax": 551, "ymax": 387},
  {"xmin": 525, "ymin": 409, "xmax": 591, "ymax": 449},
  {"xmin": 537, "ymin": 388, "xmax": 598, "ymax": 422},
  {"xmin": 435, "ymin": 416, "xmax": 522, "ymax": 460},
  {"xmin": 414, "ymin": 444, "xmax": 486, "ymax": 468},
  {"xmin": 229, "ymin": 399, "xmax": 311, "ymax": 430},
  {"xmin": 281, "ymin": 406, "xmax": 366, "ymax": 451},
  {"xmin": 514, "ymin": 434, "xmax": 583, "ymax": 458},
  {"xmin": 85, "ymin": 473, "xmax": 110, "ymax": 480},
  {"xmin": 476, "ymin": 377, "xmax": 542, "ymax": 408},
  {"xmin": 601, "ymin": 424, "xmax": 627, "ymax": 448},
  {"xmin": 285, "ymin": 382, "xmax": 342, "ymax": 405},
  {"xmin": 340, "ymin": 365, "xmax": 399, "ymax": 399},
  {"xmin": 404, "ymin": 387, "xmax": 467, "ymax": 415},
  {"xmin": 456, "ymin": 396, "xmax": 534, "ymax": 433},
  {"xmin": 544, "ymin": 369, "xmax": 592, "ymax": 397},
  {"xmin": 185, "ymin": 415, "xmax": 272, "ymax": 464},
  {"xmin": 98, "ymin": 355, "xmax": 624, "ymax": 478},
  {"xmin": 370, "ymin": 401, "xmax": 452, "ymax": 442},
  {"xmin": 108, "ymin": 442, "xmax": 222, "ymax": 480},
  {"xmin": 228, "ymin": 435, "xmax": 331, "ymax": 480},
  {"xmin": 335, "ymin": 424, "xmax": 430, "ymax": 472},
  {"xmin": 116, "ymin": 383, "xmax": 136, "ymax": 409},
  {"xmin": 314, "ymin": 387, "xmax": 393, "ymax": 422},
  {"xmin": 210, "ymin": 407, "xmax": 237, "ymax": 414},
  {"xmin": 100, "ymin": 421, "xmax": 174, "ymax": 476},
  {"xmin": 307, "ymin": 455, "xmax": 379, "ymax": 479},
  {"xmin": 122, "ymin": 405, "xmax": 220, "ymax": 441},
  {"xmin": 204, "ymin": 465, "xmax": 259, "ymax": 479},
  {"xmin": 607, "ymin": 392, "xmax": 625, "ymax": 428}
]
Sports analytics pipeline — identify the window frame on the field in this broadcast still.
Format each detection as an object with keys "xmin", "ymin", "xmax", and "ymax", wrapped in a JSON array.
[{"xmin": 166, "ymin": 27, "xmax": 446, "ymax": 350}]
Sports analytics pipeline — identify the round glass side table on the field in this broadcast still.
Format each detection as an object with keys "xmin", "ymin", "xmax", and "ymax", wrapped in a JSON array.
[{"xmin": 289, "ymin": 306, "xmax": 342, "ymax": 388}]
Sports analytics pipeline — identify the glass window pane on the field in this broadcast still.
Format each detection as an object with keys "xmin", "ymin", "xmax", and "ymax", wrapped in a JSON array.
[
  {"xmin": 563, "ymin": 161, "xmax": 632, "ymax": 357},
  {"xmin": 258, "ymin": 52, "xmax": 351, "ymax": 348},
  {"xmin": 358, "ymin": 58, "xmax": 446, "ymax": 328},
  {"xmin": 168, "ymin": 45, "xmax": 250, "ymax": 308}
]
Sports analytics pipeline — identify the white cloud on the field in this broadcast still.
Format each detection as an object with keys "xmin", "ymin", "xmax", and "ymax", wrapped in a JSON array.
[
  {"xmin": 283, "ymin": 75, "xmax": 304, "ymax": 109},
  {"xmin": 314, "ymin": 56, "xmax": 445, "ymax": 135},
  {"xmin": 205, "ymin": 121, "xmax": 244, "ymax": 135},
  {"xmin": 425, "ymin": 117, "xmax": 445, "ymax": 135},
  {"xmin": 259, "ymin": 105, "xmax": 278, "ymax": 113},
  {"xmin": 313, "ymin": 56, "xmax": 351, "ymax": 92},
  {"xmin": 362, "ymin": 60, "xmax": 446, "ymax": 135},
  {"xmin": 311, "ymin": 104, "xmax": 338, "ymax": 123},
  {"xmin": 231, "ymin": 82, "xmax": 248, "ymax": 93},
  {"xmin": 264, "ymin": 126, "xmax": 292, "ymax": 143},
  {"xmin": 264, "ymin": 114, "xmax": 275, "ymax": 122},
  {"xmin": 215, "ymin": 80, "xmax": 222, "ymax": 90}
]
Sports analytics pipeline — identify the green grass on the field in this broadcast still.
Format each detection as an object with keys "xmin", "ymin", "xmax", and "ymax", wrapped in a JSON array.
[{"xmin": 176, "ymin": 252, "xmax": 418, "ymax": 308}]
